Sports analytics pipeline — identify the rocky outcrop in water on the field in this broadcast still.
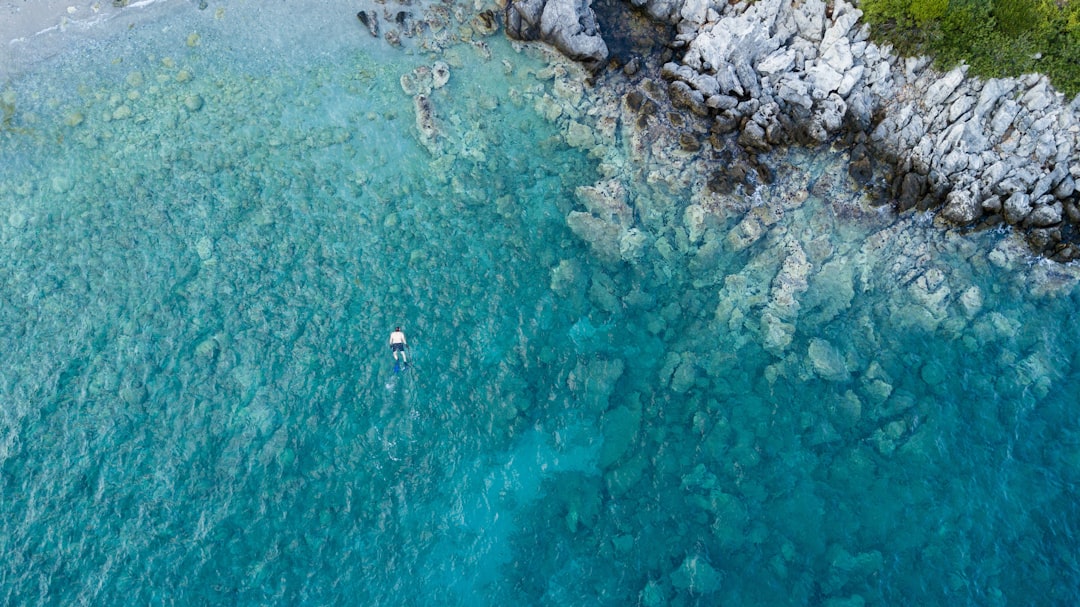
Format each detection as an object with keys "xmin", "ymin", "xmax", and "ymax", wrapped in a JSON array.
[
  {"xmin": 529, "ymin": 0, "xmax": 1080, "ymax": 261},
  {"xmin": 506, "ymin": 0, "xmax": 609, "ymax": 71}
]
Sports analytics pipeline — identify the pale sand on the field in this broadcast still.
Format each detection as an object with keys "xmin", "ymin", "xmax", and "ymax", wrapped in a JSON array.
[{"xmin": 1, "ymin": 0, "xmax": 184, "ymax": 79}]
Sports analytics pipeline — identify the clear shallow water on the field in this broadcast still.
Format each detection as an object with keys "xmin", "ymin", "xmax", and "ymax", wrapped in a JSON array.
[{"xmin": 1, "ymin": 2, "xmax": 1079, "ymax": 605}]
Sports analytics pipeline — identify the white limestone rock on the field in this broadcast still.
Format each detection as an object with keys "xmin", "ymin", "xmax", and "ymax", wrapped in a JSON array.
[
  {"xmin": 506, "ymin": 0, "xmax": 609, "ymax": 70},
  {"xmin": 923, "ymin": 66, "xmax": 966, "ymax": 108},
  {"xmin": 540, "ymin": 0, "xmax": 609, "ymax": 70},
  {"xmin": 941, "ymin": 187, "xmax": 981, "ymax": 224},
  {"xmin": 1003, "ymin": 191, "xmax": 1032, "ymax": 224}
]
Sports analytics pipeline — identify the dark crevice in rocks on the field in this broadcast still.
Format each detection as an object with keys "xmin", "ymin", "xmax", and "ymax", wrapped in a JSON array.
[{"xmin": 592, "ymin": 0, "xmax": 677, "ymax": 72}]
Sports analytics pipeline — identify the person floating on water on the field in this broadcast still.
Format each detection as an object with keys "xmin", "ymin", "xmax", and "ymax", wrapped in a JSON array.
[{"xmin": 389, "ymin": 326, "xmax": 408, "ymax": 366}]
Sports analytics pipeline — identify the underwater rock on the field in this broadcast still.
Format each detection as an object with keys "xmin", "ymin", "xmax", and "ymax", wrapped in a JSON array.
[
  {"xmin": 535, "ymin": 94, "xmax": 564, "ymax": 122},
  {"xmin": 565, "ymin": 120, "xmax": 595, "ymax": 149},
  {"xmin": 670, "ymin": 555, "xmax": 722, "ymax": 595},
  {"xmin": 808, "ymin": 338, "xmax": 850, "ymax": 382},
  {"xmin": 871, "ymin": 419, "xmax": 908, "ymax": 455},
  {"xmin": 598, "ymin": 401, "xmax": 642, "ymax": 469},
  {"xmin": 550, "ymin": 258, "xmax": 585, "ymax": 297},
  {"xmin": 432, "ymin": 62, "xmax": 450, "ymax": 89},
  {"xmin": 567, "ymin": 357, "xmax": 625, "ymax": 413},
  {"xmin": 400, "ymin": 73, "xmax": 419, "ymax": 96},
  {"xmin": 619, "ymin": 228, "xmax": 649, "ymax": 261},
  {"xmin": 826, "ymin": 546, "xmax": 884, "ymax": 596},
  {"xmin": 51, "ymin": 174, "xmax": 73, "ymax": 194},
  {"xmin": 605, "ymin": 453, "xmax": 647, "ymax": 498},
  {"xmin": 683, "ymin": 204, "xmax": 708, "ymax": 244},
  {"xmin": 589, "ymin": 270, "xmax": 620, "ymax": 312},
  {"xmin": 394, "ymin": 11, "xmax": 415, "ymax": 38},
  {"xmin": 861, "ymin": 377, "xmax": 893, "ymax": 407},
  {"xmin": 195, "ymin": 236, "xmax": 213, "ymax": 261},
  {"xmin": 832, "ymin": 390, "xmax": 862, "ymax": 427},
  {"xmin": 767, "ymin": 239, "xmax": 811, "ymax": 313},
  {"xmin": 758, "ymin": 239, "xmax": 811, "ymax": 354},
  {"xmin": 553, "ymin": 76, "xmax": 584, "ymax": 104},
  {"xmin": 873, "ymin": 390, "xmax": 915, "ymax": 421},
  {"xmin": 576, "ymin": 179, "xmax": 633, "ymax": 225},
  {"xmin": 470, "ymin": 39, "xmax": 493, "ymax": 60},
  {"xmin": 802, "ymin": 257, "xmax": 854, "ymax": 322},
  {"xmin": 958, "ymin": 285, "xmax": 983, "ymax": 318},
  {"xmin": 907, "ymin": 268, "xmax": 951, "ymax": 321},
  {"xmin": 412, "ymin": 94, "xmax": 439, "ymax": 153},
  {"xmin": 183, "ymin": 94, "xmax": 204, "ymax": 112},
  {"xmin": 471, "ymin": 11, "xmax": 500, "ymax": 37},
  {"xmin": 567, "ymin": 211, "xmax": 624, "ymax": 264},
  {"xmin": 726, "ymin": 203, "xmax": 782, "ymax": 252},
  {"xmin": 402, "ymin": 65, "xmax": 434, "ymax": 96},
  {"xmin": 641, "ymin": 580, "xmax": 669, "ymax": 607},
  {"xmin": 669, "ymin": 357, "xmax": 696, "ymax": 394},
  {"xmin": 7, "ymin": 211, "xmax": 27, "ymax": 229}
]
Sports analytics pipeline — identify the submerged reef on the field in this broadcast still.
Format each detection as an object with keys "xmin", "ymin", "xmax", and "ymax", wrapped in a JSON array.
[{"xmin": 507, "ymin": 0, "xmax": 1080, "ymax": 261}]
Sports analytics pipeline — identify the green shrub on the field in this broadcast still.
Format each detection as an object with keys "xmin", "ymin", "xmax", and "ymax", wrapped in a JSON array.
[
  {"xmin": 989, "ymin": 0, "xmax": 1041, "ymax": 36},
  {"xmin": 860, "ymin": 0, "xmax": 915, "ymax": 24},
  {"xmin": 909, "ymin": 0, "xmax": 948, "ymax": 26},
  {"xmin": 930, "ymin": 2, "xmax": 994, "ymax": 66},
  {"xmin": 856, "ymin": 0, "xmax": 1080, "ymax": 98},
  {"xmin": 860, "ymin": 0, "xmax": 923, "ymax": 53}
]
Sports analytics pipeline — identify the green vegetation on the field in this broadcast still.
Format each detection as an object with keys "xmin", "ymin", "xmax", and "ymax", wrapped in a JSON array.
[{"xmin": 858, "ymin": 0, "xmax": 1080, "ymax": 98}]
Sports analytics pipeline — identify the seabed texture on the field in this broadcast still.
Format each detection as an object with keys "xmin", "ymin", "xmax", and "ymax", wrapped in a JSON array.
[{"xmin": 1, "ymin": 1, "xmax": 1079, "ymax": 605}]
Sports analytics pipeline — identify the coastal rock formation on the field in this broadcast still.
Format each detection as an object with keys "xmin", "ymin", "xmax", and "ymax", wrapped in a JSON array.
[
  {"xmin": 506, "ymin": 0, "xmax": 609, "ymax": 71},
  {"xmin": 700, "ymin": 0, "xmax": 1077, "ymax": 259},
  {"xmin": 528, "ymin": 0, "xmax": 1080, "ymax": 260}
]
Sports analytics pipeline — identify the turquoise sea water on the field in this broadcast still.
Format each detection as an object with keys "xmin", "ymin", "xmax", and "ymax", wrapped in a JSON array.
[{"xmin": 2, "ymin": 1, "xmax": 1079, "ymax": 605}]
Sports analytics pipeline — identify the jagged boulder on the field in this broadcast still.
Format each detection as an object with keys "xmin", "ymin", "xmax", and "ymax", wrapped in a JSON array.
[{"xmin": 506, "ymin": 0, "xmax": 609, "ymax": 71}]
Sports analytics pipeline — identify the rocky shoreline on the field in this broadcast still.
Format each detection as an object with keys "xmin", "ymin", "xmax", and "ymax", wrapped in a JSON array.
[{"xmin": 508, "ymin": 0, "xmax": 1080, "ymax": 262}]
